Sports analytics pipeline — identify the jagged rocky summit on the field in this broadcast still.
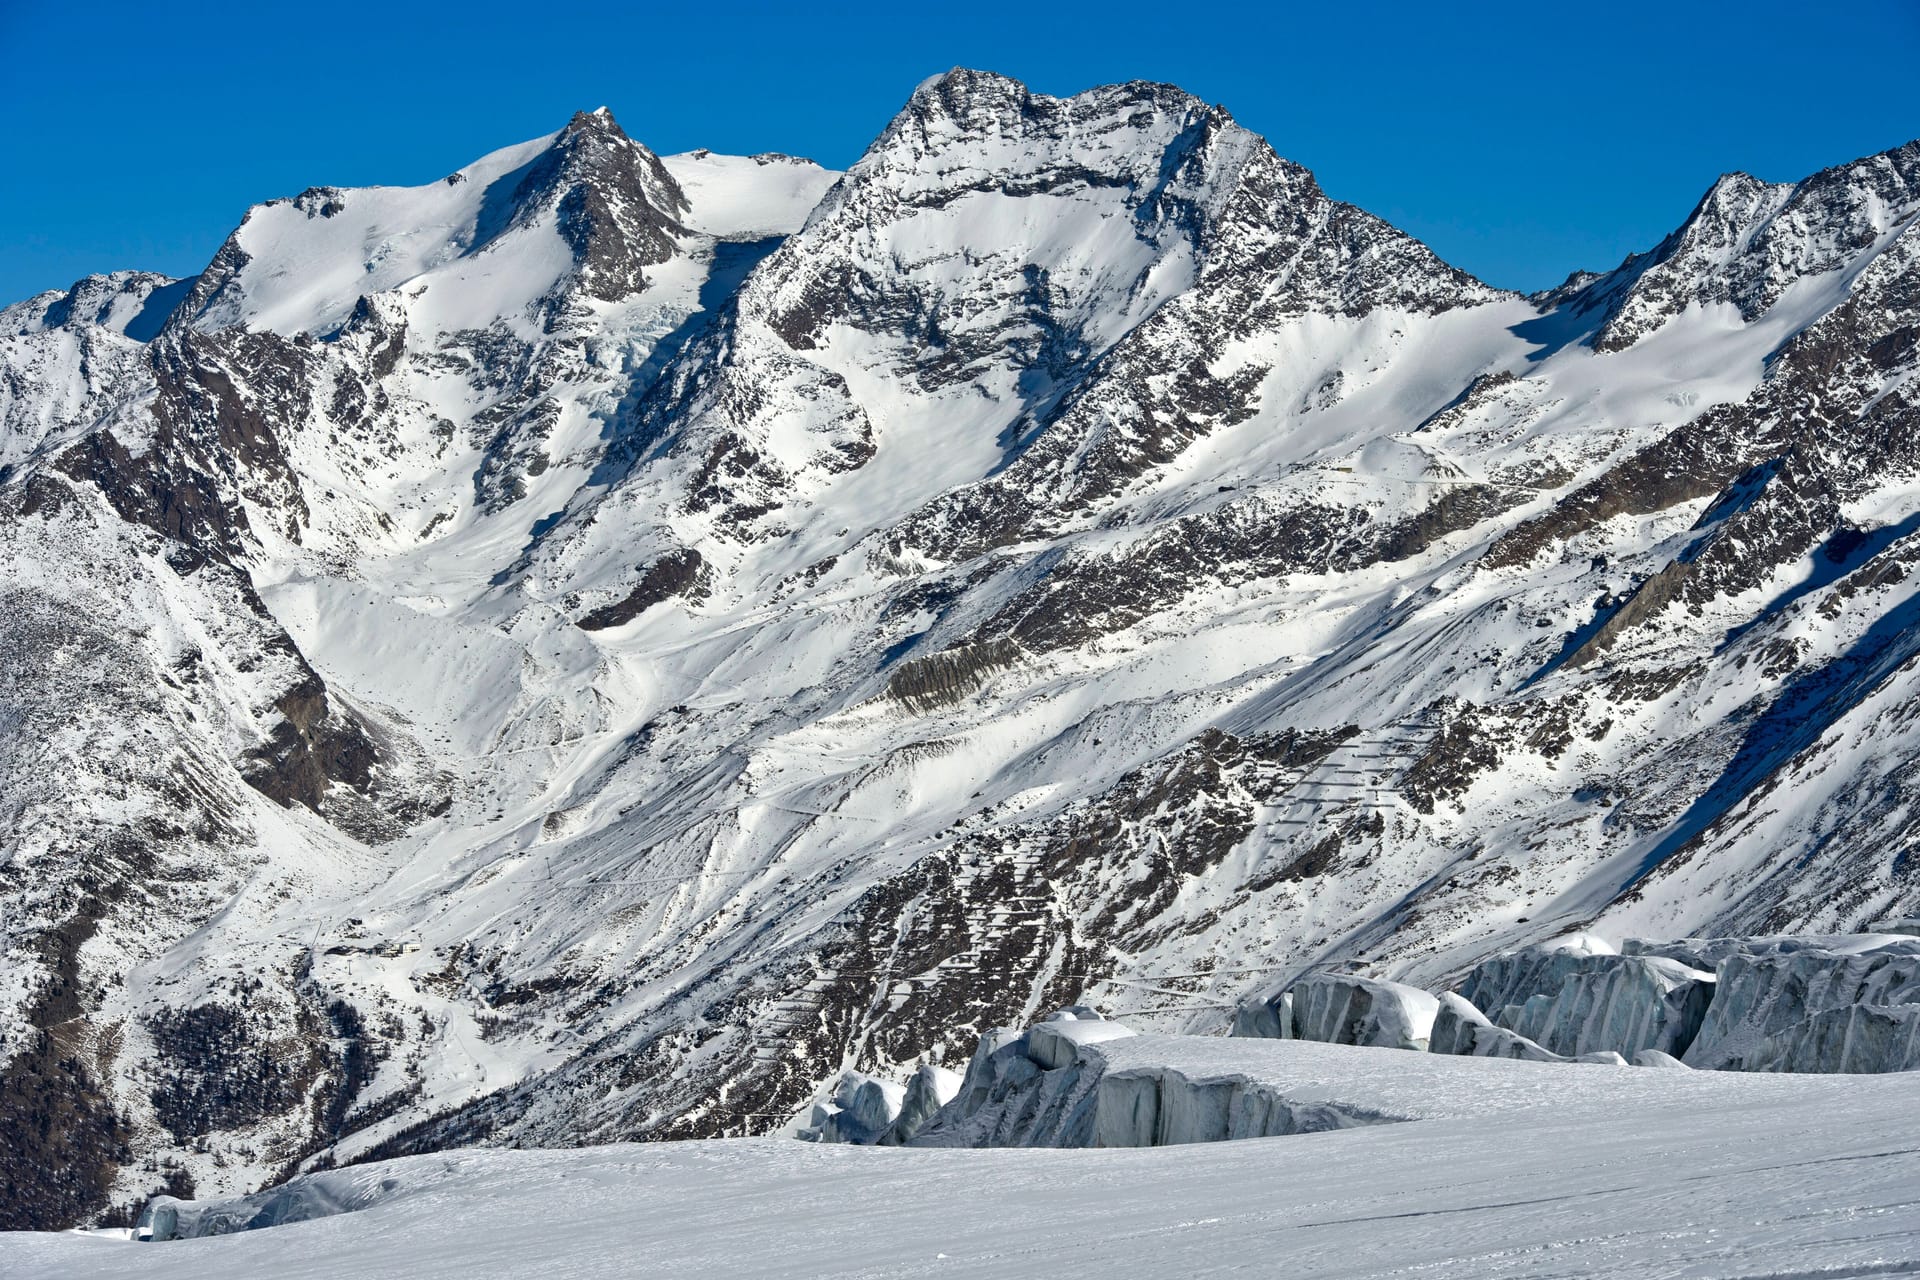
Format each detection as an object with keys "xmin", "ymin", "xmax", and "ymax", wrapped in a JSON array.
[{"xmin": 3, "ymin": 67, "xmax": 1919, "ymax": 1229}]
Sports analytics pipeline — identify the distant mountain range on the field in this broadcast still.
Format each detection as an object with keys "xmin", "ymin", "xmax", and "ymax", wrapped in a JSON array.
[{"xmin": 2, "ymin": 69, "xmax": 1916, "ymax": 1230}]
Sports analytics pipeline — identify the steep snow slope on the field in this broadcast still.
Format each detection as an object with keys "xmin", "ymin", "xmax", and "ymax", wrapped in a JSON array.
[
  {"xmin": 13, "ymin": 1039, "xmax": 1920, "ymax": 1278},
  {"xmin": 4, "ymin": 69, "xmax": 1920, "ymax": 1230},
  {"xmin": 0, "ymin": 272, "xmax": 188, "ymax": 469},
  {"xmin": 0, "ymin": 109, "xmax": 840, "ymax": 1227}
]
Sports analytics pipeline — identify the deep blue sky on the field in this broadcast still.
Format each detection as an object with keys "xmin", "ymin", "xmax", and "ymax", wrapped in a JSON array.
[{"xmin": 4, "ymin": 1, "xmax": 1917, "ymax": 304}]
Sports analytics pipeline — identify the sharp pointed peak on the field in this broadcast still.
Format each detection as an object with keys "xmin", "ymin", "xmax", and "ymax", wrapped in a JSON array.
[
  {"xmin": 907, "ymin": 67, "xmax": 1216, "ymax": 117},
  {"xmin": 560, "ymin": 105, "xmax": 636, "ymax": 145}
]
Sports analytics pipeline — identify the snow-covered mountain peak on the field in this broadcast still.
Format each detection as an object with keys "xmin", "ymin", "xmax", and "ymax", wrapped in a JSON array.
[
  {"xmin": 551, "ymin": 69, "xmax": 1515, "ymax": 611},
  {"xmin": 851, "ymin": 70, "xmax": 1237, "ymax": 221},
  {"xmin": 1579, "ymin": 138, "xmax": 1920, "ymax": 352},
  {"xmin": 516, "ymin": 106, "xmax": 691, "ymax": 302},
  {"xmin": 170, "ymin": 108, "xmax": 700, "ymax": 339},
  {"xmin": 55, "ymin": 112, "xmax": 843, "ymax": 569},
  {"xmin": 898, "ymin": 66, "xmax": 1216, "ymax": 136},
  {"xmin": 1, "ymin": 271, "xmax": 191, "ymax": 343},
  {"xmin": 0, "ymin": 271, "xmax": 191, "ymax": 472},
  {"xmin": 560, "ymin": 73, "xmax": 1277, "ymax": 554}
]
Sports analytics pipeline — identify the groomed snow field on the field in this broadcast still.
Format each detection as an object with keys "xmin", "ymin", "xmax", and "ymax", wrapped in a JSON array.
[{"xmin": 9, "ymin": 1035, "xmax": 1920, "ymax": 1278}]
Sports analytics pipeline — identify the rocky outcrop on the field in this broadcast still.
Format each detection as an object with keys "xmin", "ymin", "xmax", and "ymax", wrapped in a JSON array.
[
  {"xmin": 575, "ymin": 549, "xmax": 710, "ymax": 630},
  {"xmin": 885, "ymin": 638, "xmax": 1019, "ymax": 711},
  {"xmin": 241, "ymin": 674, "xmax": 378, "ymax": 813},
  {"xmin": 0, "ymin": 904, "xmax": 131, "ymax": 1232}
]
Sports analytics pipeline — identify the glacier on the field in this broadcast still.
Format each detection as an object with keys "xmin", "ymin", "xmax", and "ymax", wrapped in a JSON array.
[
  {"xmin": 1234, "ymin": 932, "xmax": 1920, "ymax": 1074},
  {"xmin": 13, "ymin": 1034, "xmax": 1920, "ymax": 1277}
]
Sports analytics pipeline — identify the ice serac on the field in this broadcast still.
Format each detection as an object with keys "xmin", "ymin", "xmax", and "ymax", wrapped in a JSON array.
[
  {"xmin": 1427, "ymin": 991, "xmax": 1493, "ymax": 1056},
  {"xmin": 1466, "ymin": 1024, "xmax": 1566, "ymax": 1062},
  {"xmin": 1091, "ymin": 1066, "xmax": 1391, "ymax": 1148},
  {"xmin": 908, "ymin": 1017, "xmax": 1407, "ymax": 1151},
  {"xmin": 1456, "ymin": 938, "xmax": 1715, "ymax": 1059},
  {"xmin": 1230, "ymin": 989, "xmax": 1295, "ymax": 1040},
  {"xmin": 1499, "ymin": 956, "xmax": 1714, "ymax": 1059},
  {"xmin": 910, "ymin": 1025, "xmax": 1098, "ymax": 1149},
  {"xmin": 809, "ymin": 1072, "xmax": 906, "ymax": 1144},
  {"xmin": 1668, "ymin": 937, "xmax": 1920, "ymax": 1072},
  {"xmin": 1453, "ymin": 934, "xmax": 1618, "ymax": 1011},
  {"xmin": 904, "ymin": 1022, "xmax": 1721, "ymax": 1155},
  {"xmin": 945, "ymin": 1027, "xmax": 1032, "ymax": 1125},
  {"xmin": 1424, "ymin": 992, "xmax": 1566, "ymax": 1062},
  {"xmin": 876, "ymin": 1064, "xmax": 963, "ymax": 1146},
  {"xmin": 1280, "ymin": 974, "xmax": 1439, "ymax": 1051},
  {"xmin": 1026, "ymin": 1014, "xmax": 1138, "ymax": 1069}
]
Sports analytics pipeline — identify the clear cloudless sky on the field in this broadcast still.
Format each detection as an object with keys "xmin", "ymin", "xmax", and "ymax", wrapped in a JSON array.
[{"xmin": 2, "ymin": 0, "xmax": 1917, "ymax": 304}]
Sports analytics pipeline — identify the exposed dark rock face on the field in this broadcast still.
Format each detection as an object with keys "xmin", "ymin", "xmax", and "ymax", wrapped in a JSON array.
[
  {"xmin": 146, "ymin": 995, "xmax": 326, "ymax": 1140},
  {"xmin": 0, "ymin": 904, "xmax": 131, "ymax": 1231},
  {"xmin": 576, "ymin": 548, "xmax": 711, "ymax": 630},
  {"xmin": 887, "ymin": 638, "xmax": 1019, "ymax": 710},
  {"xmin": 41, "ymin": 340, "xmax": 408, "ymax": 829},
  {"xmin": 242, "ymin": 673, "xmax": 379, "ymax": 814},
  {"xmin": 511, "ymin": 109, "xmax": 690, "ymax": 304}
]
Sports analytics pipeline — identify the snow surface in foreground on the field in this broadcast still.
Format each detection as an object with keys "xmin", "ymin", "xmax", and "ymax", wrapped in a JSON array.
[{"xmin": 10, "ymin": 1039, "xmax": 1920, "ymax": 1278}]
